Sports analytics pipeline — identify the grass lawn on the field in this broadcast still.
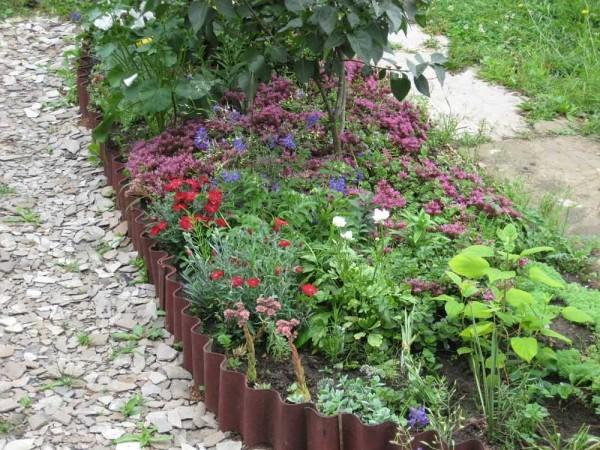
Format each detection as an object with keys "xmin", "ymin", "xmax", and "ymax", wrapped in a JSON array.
[{"xmin": 427, "ymin": 0, "xmax": 600, "ymax": 135}]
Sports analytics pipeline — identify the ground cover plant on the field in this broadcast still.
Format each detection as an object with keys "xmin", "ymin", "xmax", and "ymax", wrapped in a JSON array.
[
  {"xmin": 426, "ymin": 0, "xmax": 600, "ymax": 135},
  {"xmin": 76, "ymin": 0, "xmax": 600, "ymax": 448}
]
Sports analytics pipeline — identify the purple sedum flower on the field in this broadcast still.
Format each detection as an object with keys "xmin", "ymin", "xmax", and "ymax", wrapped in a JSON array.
[
  {"xmin": 408, "ymin": 406, "xmax": 429, "ymax": 429},
  {"xmin": 329, "ymin": 177, "xmax": 347, "ymax": 194},
  {"xmin": 194, "ymin": 126, "xmax": 209, "ymax": 151},
  {"xmin": 221, "ymin": 170, "xmax": 241, "ymax": 183}
]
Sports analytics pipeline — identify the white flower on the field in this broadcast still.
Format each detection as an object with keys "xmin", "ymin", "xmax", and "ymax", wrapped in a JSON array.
[
  {"xmin": 93, "ymin": 14, "xmax": 114, "ymax": 30},
  {"xmin": 372, "ymin": 208, "xmax": 390, "ymax": 224},
  {"xmin": 332, "ymin": 216, "xmax": 347, "ymax": 228},
  {"xmin": 123, "ymin": 73, "xmax": 138, "ymax": 87},
  {"xmin": 130, "ymin": 8, "xmax": 155, "ymax": 30},
  {"xmin": 340, "ymin": 230, "xmax": 353, "ymax": 241}
]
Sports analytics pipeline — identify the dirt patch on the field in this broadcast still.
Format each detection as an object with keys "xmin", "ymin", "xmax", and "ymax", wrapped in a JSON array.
[{"xmin": 473, "ymin": 135, "xmax": 600, "ymax": 237}]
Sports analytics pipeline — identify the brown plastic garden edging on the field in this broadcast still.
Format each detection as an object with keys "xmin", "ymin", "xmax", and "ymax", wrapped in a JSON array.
[{"xmin": 77, "ymin": 52, "xmax": 485, "ymax": 450}]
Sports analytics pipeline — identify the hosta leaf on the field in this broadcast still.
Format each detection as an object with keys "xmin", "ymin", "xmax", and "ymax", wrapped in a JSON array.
[
  {"xmin": 444, "ymin": 299, "xmax": 464, "ymax": 318},
  {"xmin": 562, "ymin": 306, "xmax": 594, "ymax": 324},
  {"xmin": 506, "ymin": 288, "xmax": 534, "ymax": 308},
  {"xmin": 449, "ymin": 254, "xmax": 490, "ymax": 279},
  {"xmin": 460, "ymin": 322, "xmax": 494, "ymax": 339},
  {"xmin": 510, "ymin": 337, "xmax": 538, "ymax": 363},
  {"xmin": 520, "ymin": 246, "xmax": 554, "ymax": 256},
  {"xmin": 367, "ymin": 333, "xmax": 383, "ymax": 348},
  {"xmin": 529, "ymin": 265, "xmax": 565, "ymax": 288},
  {"xmin": 460, "ymin": 245, "xmax": 494, "ymax": 258},
  {"xmin": 540, "ymin": 328, "xmax": 572, "ymax": 344}
]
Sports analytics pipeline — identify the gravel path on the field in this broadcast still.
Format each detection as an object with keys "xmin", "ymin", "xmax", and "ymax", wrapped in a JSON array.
[{"xmin": 0, "ymin": 17, "xmax": 241, "ymax": 450}]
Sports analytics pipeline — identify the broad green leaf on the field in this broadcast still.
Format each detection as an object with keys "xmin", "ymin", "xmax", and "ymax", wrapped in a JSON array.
[
  {"xmin": 510, "ymin": 337, "xmax": 538, "ymax": 363},
  {"xmin": 445, "ymin": 270, "xmax": 462, "ymax": 285},
  {"xmin": 540, "ymin": 328, "xmax": 572, "ymax": 344},
  {"xmin": 214, "ymin": 0, "xmax": 235, "ymax": 18},
  {"xmin": 444, "ymin": 299, "xmax": 464, "ymax": 318},
  {"xmin": 562, "ymin": 306, "xmax": 594, "ymax": 324},
  {"xmin": 448, "ymin": 254, "xmax": 490, "ymax": 279},
  {"xmin": 384, "ymin": 2, "xmax": 405, "ymax": 31},
  {"xmin": 486, "ymin": 352, "xmax": 506, "ymax": 369},
  {"xmin": 433, "ymin": 294, "xmax": 456, "ymax": 302},
  {"xmin": 390, "ymin": 74, "xmax": 411, "ymax": 101},
  {"xmin": 284, "ymin": 0, "xmax": 310, "ymax": 12},
  {"xmin": 188, "ymin": 1, "xmax": 210, "ymax": 33},
  {"xmin": 506, "ymin": 288, "xmax": 534, "ymax": 308},
  {"xmin": 457, "ymin": 347, "xmax": 472, "ymax": 355},
  {"xmin": 175, "ymin": 76, "xmax": 214, "ymax": 100},
  {"xmin": 460, "ymin": 245, "xmax": 494, "ymax": 258},
  {"xmin": 497, "ymin": 223, "xmax": 517, "ymax": 251},
  {"xmin": 520, "ymin": 246, "xmax": 554, "ymax": 256},
  {"xmin": 315, "ymin": 6, "xmax": 337, "ymax": 35},
  {"xmin": 353, "ymin": 332, "xmax": 365, "ymax": 340},
  {"xmin": 464, "ymin": 301, "xmax": 493, "ymax": 319},
  {"xmin": 367, "ymin": 333, "xmax": 383, "ymax": 348},
  {"xmin": 459, "ymin": 281, "xmax": 479, "ymax": 298},
  {"xmin": 460, "ymin": 322, "xmax": 494, "ymax": 339},
  {"xmin": 484, "ymin": 268, "xmax": 516, "ymax": 284},
  {"xmin": 414, "ymin": 73, "xmax": 430, "ymax": 97},
  {"xmin": 529, "ymin": 265, "xmax": 565, "ymax": 288},
  {"xmin": 294, "ymin": 59, "xmax": 315, "ymax": 84},
  {"xmin": 347, "ymin": 30, "xmax": 373, "ymax": 63},
  {"xmin": 496, "ymin": 311, "xmax": 517, "ymax": 326}
]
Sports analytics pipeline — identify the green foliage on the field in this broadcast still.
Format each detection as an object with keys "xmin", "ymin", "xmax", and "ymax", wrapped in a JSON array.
[
  {"xmin": 316, "ymin": 375, "xmax": 402, "ymax": 425},
  {"xmin": 427, "ymin": 0, "xmax": 600, "ymax": 133},
  {"xmin": 121, "ymin": 393, "xmax": 144, "ymax": 418}
]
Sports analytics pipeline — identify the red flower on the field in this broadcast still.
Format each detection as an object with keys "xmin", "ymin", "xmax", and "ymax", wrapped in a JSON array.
[
  {"xmin": 150, "ymin": 221, "xmax": 168, "ymax": 236},
  {"xmin": 210, "ymin": 270, "xmax": 225, "ymax": 281},
  {"xmin": 172, "ymin": 203, "xmax": 187, "ymax": 212},
  {"xmin": 185, "ymin": 178, "xmax": 202, "ymax": 191},
  {"xmin": 246, "ymin": 277, "xmax": 261, "ymax": 288},
  {"xmin": 231, "ymin": 275, "xmax": 244, "ymax": 288},
  {"xmin": 278, "ymin": 240, "xmax": 291, "ymax": 248},
  {"xmin": 165, "ymin": 178, "xmax": 184, "ymax": 192},
  {"xmin": 204, "ymin": 202, "xmax": 219, "ymax": 215},
  {"xmin": 301, "ymin": 284, "xmax": 318, "ymax": 297},
  {"xmin": 194, "ymin": 213, "xmax": 211, "ymax": 223},
  {"xmin": 179, "ymin": 215, "xmax": 194, "ymax": 231},
  {"xmin": 215, "ymin": 218, "xmax": 228, "ymax": 228},
  {"xmin": 207, "ymin": 189, "xmax": 223, "ymax": 206},
  {"xmin": 175, "ymin": 191, "xmax": 198, "ymax": 203},
  {"xmin": 274, "ymin": 266, "xmax": 282, "ymax": 276},
  {"xmin": 273, "ymin": 217, "xmax": 289, "ymax": 232},
  {"xmin": 293, "ymin": 265, "xmax": 303, "ymax": 274}
]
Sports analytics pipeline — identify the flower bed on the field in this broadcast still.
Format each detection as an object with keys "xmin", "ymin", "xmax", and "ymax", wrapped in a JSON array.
[{"xmin": 76, "ymin": 1, "xmax": 600, "ymax": 445}]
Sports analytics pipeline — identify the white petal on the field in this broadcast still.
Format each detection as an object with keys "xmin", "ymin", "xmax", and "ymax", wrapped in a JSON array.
[{"xmin": 123, "ymin": 73, "xmax": 138, "ymax": 87}]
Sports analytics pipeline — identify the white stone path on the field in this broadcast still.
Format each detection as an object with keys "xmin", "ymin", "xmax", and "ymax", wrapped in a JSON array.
[{"xmin": 0, "ymin": 17, "xmax": 241, "ymax": 450}]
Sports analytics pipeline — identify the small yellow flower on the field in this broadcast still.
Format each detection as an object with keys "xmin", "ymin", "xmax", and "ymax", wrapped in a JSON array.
[
  {"xmin": 581, "ymin": 8, "xmax": 589, "ymax": 15},
  {"xmin": 135, "ymin": 37, "xmax": 153, "ymax": 47}
]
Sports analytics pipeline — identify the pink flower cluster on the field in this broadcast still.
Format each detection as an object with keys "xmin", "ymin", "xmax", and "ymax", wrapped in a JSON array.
[
  {"xmin": 406, "ymin": 278, "xmax": 444, "ymax": 296},
  {"xmin": 437, "ymin": 222, "xmax": 467, "ymax": 238},
  {"xmin": 372, "ymin": 180, "xmax": 407, "ymax": 209},
  {"xmin": 224, "ymin": 302, "xmax": 250, "ymax": 327},
  {"xmin": 255, "ymin": 296, "xmax": 282, "ymax": 317},
  {"xmin": 275, "ymin": 319, "xmax": 300, "ymax": 339}
]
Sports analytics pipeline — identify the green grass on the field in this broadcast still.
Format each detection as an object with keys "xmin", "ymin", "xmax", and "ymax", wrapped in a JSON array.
[
  {"xmin": 0, "ymin": 0, "xmax": 83, "ymax": 20},
  {"xmin": 427, "ymin": 0, "xmax": 600, "ymax": 134}
]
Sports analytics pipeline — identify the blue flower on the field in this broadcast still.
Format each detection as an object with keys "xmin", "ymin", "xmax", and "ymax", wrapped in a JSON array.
[
  {"xmin": 329, "ymin": 177, "xmax": 347, "ymax": 194},
  {"xmin": 355, "ymin": 170, "xmax": 365, "ymax": 182},
  {"xmin": 279, "ymin": 134, "xmax": 296, "ymax": 150},
  {"xmin": 212, "ymin": 104, "xmax": 222, "ymax": 113},
  {"xmin": 232, "ymin": 137, "xmax": 247, "ymax": 153},
  {"xmin": 228, "ymin": 110, "xmax": 241, "ymax": 122},
  {"xmin": 408, "ymin": 406, "xmax": 429, "ymax": 429},
  {"xmin": 221, "ymin": 170, "xmax": 241, "ymax": 183},
  {"xmin": 305, "ymin": 112, "xmax": 321, "ymax": 129},
  {"xmin": 194, "ymin": 127, "xmax": 209, "ymax": 151},
  {"xmin": 70, "ymin": 11, "xmax": 82, "ymax": 22}
]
